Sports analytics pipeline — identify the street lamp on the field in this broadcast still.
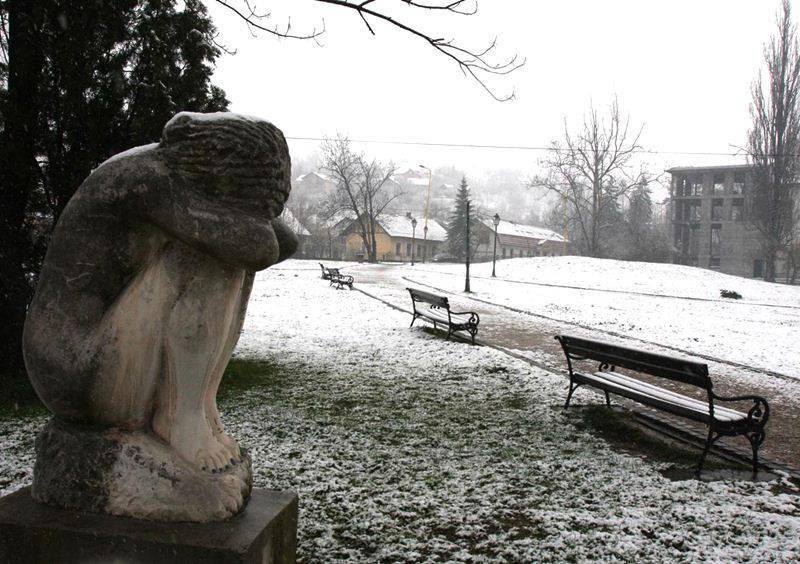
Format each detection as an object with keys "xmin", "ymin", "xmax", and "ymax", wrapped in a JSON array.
[
  {"xmin": 419, "ymin": 164, "xmax": 433, "ymax": 263},
  {"xmin": 410, "ymin": 217, "xmax": 417, "ymax": 266},
  {"xmin": 465, "ymin": 199, "xmax": 471, "ymax": 293},
  {"xmin": 492, "ymin": 213, "xmax": 500, "ymax": 277}
]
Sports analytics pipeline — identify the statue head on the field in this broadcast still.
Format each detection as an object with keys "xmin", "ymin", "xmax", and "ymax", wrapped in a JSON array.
[{"xmin": 160, "ymin": 112, "xmax": 291, "ymax": 219}]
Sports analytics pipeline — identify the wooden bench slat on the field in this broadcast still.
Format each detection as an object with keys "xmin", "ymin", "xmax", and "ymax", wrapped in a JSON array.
[
  {"xmin": 555, "ymin": 333, "xmax": 769, "ymax": 475},
  {"xmin": 581, "ymin": 371, "xmax": 745, "ymax": 422}
]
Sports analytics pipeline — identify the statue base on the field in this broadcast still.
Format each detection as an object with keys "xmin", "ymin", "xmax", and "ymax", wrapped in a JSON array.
[
  {"xmin": 33, "ymin": 418, "xmax": 252, "ymax": 522},
  {"xmin": 0, "ymin": 487, "xmax": 298, "ymax": 564}
]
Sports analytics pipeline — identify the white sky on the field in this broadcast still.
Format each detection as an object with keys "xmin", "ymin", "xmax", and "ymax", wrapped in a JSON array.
[{"xmin": 206, "ymin": 0, "xmax": 782, "ymax": 181}]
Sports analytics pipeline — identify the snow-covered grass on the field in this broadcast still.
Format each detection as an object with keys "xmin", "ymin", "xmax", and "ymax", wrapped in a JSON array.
[
  {"xmin": 2, "ymin": 262, "xmax": 799, "ymax": 561},
  {"xmin": 393, "ymin": 256, "xmax": 800, "ymax": 379}
]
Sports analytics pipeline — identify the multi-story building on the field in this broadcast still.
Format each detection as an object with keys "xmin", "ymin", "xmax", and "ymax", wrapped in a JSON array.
[{"xmin": 667, "ymin": 164, "xmax": 765, "ymax": 277}]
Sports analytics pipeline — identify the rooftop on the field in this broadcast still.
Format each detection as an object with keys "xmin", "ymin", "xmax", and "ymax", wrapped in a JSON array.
[
  {"xmin": 480, "ymin": 218, "xmax": 566, "ymax": 243},
  {"xmin": 666, "ymin": 164, "xmax": 750, "ymax": 174},
  {"xmin": 378, "ymin": 214, "xmax": 447, "ymax": 242}
]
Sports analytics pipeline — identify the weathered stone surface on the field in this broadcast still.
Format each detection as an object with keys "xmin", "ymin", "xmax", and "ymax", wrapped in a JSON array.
[
  {"xmin": 33, "ymin": 419, "xmax": 253, "ymax": 522},
  {"xmin": 0, "ymin": 487, "xmax": 298, "ymax": 564},
  {"xmin": 21, "ymin": 112, "xmax": 298, "ymax": 521}
]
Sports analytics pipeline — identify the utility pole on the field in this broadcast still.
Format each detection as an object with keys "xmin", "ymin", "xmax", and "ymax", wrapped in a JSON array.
[
  {"xmin": 492, "ymin": 213, "xmax": 500, "ymax": 277},
  {"xmin": 420, "ymin": 164, "xmax": 433, "ymax": 263},
  {"xmin": 410, "ymin": 216, "xmax": 417, "ymax": 266},
  {"xmin": 465, "ymin": 200, "xmax": 471, "ymax": 293}
]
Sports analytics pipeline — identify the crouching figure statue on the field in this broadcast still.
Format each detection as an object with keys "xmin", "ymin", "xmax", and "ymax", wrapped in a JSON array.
[{"xmin": 23, "ymin": 112, "xmax": 297, "ymax": 522}]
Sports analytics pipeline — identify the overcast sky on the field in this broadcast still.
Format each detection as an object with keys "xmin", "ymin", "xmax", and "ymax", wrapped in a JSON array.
[{"xmin": 206, "ymin": 0, "xmax": 782, "ymax": 181}]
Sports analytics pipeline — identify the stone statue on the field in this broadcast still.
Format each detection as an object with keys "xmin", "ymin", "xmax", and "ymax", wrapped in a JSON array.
[{"xmin": 22, "ymin": 112, "xmax": 297, "ymax": 522}]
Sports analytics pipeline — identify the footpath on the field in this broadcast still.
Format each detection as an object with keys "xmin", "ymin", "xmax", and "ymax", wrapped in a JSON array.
[{"xmin": 347, "ymin": 262, "xmax": 800, "ymax": 475}]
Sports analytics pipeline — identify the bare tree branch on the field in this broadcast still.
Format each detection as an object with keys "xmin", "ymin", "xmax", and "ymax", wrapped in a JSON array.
[{"xmin": 211, "ymin": 0, "xmax": 523, "ymax": 101}]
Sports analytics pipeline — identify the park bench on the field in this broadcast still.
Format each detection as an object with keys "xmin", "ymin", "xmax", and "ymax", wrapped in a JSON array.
[
  {"xmin": 319, "ymin": 263, "xmax": 332, "ymax": 280},
  {"xmin": 407, "ymin": 288, "xmax": 480, "ymax": 345},
  {"xmin": 327, "ymin": 267, "xmax": 354, "ymax": 290},
  {"xmin": 554, "ymin": 334, "xmax": 770, "ymax": 474}
]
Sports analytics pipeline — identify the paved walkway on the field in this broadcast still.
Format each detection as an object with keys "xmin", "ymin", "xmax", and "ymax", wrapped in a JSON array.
[{"xmin": 347, "ymin": 262, "xmax": 800, "ymax": 471}]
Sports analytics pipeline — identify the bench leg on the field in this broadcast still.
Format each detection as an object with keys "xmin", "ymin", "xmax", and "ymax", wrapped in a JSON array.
[
  {"xmin": 696, "ymin": 428, "xmax": 718, "ymax": 477},
  {"xmin": 604, "ymin": 391, "xmax": 611, "ymax": 408},
  {"xmin": 746, "ymin": 430, "xmax": 765, "ymax": 475},
  {"xmin": 564, "ymin": 381, "xmax": 579, "ymax": 408},
  {"xmin": 410, "ymin": 314, "xmax": 417, "ymax": 328}
]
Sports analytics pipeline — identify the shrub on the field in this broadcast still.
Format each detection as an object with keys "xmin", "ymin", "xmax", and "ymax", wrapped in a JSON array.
[{"xmin": 720, "ymin": 289, "xmax": 742, "ymax": 299}]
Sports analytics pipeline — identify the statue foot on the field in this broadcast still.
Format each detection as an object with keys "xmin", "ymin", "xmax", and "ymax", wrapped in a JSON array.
[{"xmin": 32, "ymin": 418, "xmax": 252, "ymax": 522}]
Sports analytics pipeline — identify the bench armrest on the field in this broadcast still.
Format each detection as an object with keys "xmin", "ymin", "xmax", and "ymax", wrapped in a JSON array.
[
  {"xmin": 712, "ymin": 393, "xmax": 770, "ymax": 427},
  {"xmin": 449, "ymin": 310, "xmax": 480, "ymax": 325}
]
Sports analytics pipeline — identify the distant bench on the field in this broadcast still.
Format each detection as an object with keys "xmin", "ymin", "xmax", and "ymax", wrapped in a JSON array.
[
  {"xmin": 318, "ymin": 263, "xmax": 354, "ymax": 289},
  {"xmin": 555, "ymin": 334, "xmax": 770, "ymax": 475},
  {"xmin": 327, "ymin": 267, "xmax": 354, "ymax": 290},
  {"xmin": 407, "ymin": 288, "xmax": 480, "ymax": 345}
]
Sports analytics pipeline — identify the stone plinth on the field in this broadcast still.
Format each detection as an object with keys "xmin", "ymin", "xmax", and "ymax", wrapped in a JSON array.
[{"xmin": 0, "ymin": 487, "xmax": 298, "ymax": 564}]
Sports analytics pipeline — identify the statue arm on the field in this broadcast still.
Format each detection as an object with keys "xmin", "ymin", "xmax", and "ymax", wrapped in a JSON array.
[{"xmin": 138, "ymin": 185, "xmax": 286, "ymax": 271}]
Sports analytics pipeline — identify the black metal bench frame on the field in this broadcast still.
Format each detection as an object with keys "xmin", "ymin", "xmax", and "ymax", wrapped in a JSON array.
[
  {"xmin": 555, "ymin": 334, "xmax": 769, "ymax": 475},
  {"xmin": 327, "ymin": 267, "xmax": 354, "ymax": 290},
  {"xmin": 407, "ymin": 288, "xmax": 479, "ymax": 345},
  {"xmin": 319, "ymin": 263, "xmax": 332, "ymax": 280}
]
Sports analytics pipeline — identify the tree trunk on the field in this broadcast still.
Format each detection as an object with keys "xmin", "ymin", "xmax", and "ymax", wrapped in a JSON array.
[{"xmin": 0, "ymin": 1, "xmax": 44, "ymax": 382}]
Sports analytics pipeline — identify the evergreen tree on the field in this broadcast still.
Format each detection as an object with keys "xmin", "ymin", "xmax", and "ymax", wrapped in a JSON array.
[
  {"xmin": 0, "ymin": 0, "xmax": 228, "ymax": 393},
  {"xmin": 447, "ymin": 176, "xmax": 478, "ymax": 260}
]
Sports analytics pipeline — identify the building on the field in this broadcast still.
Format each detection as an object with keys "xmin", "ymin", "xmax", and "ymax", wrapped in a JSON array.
[
  {"xmin": 279, "ymin": 208, "xmax": 311, "ymax": 258},
  {"xmin": 341, "ymin": 213, "xmax": 447, "ymax": 262},
  {"xmin": 474, "ymin": 218, "xmax": 568, "ymax": 261},
  {"xmin": 667, "ymin": 164, "xmax": 768, "ymax": 277}
]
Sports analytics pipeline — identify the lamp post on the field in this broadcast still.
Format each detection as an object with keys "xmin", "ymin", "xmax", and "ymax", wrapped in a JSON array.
[
  {"xmin": 492, "ymin": 213, "xmax": 500, "ymax": 277},
  {"xmin": 465, "ymin": 199, "xmax": 471, "ymax": 293},
  {"xmin": 410, "ymin": 217, "xmax": 417, "ymax": 266},
  {"xmin": 419, "ymin": 164, "xmax": 432, "ymax": 262}
]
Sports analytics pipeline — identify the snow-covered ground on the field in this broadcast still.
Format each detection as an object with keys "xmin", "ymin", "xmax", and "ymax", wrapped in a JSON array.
[
  {"xmin": 393, "ymin": 256, "xmax": 800, "ymax": 379},
  {"xmin": 1, "ymin": 262, "xmax": 799, "ymax": 561}
]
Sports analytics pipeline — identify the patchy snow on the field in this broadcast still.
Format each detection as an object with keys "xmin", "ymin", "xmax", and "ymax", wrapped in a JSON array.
[{"xmin": 2, "ymin": 261, "xmax": 798, "ymax": 561}]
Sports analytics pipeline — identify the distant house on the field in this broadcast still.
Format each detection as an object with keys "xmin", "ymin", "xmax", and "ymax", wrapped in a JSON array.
[
  {"xmin": 306, "ymin": 210, "xmax": 357, "ymax": 260},
  {"xmin": 292, "ymin": 171, "xmax": 336, "ymax": 202},
  {"xmin": 341, "ymin": 213, "xmax": 447, "ymax": 262},
  {"xmin": 279, "ymin": 208, "xmax": 311, "ymax": 258},
  {"xmin": 475, "ymin": 218, "xmax": 568, "ymax": 260}
]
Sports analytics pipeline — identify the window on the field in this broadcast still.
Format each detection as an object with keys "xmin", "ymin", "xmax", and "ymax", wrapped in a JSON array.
[
  {"xmin": 711, "ymin": 199, "xmax": 724, "ymax": 221},
  {"xmin": 688, "ymin": 201, "xmax": 701, "ymax": 222},
  {"xmin": 418, "ymin": 244, "xmax": 422, "ymax": 256},
  {"xmin": 690, "ymin": 177, "xmax": 704, "ymax": 196},
  {"xmin": 732, "ymin": 173, "xmax": 744, "ymax": 195},
  {"xmin": 710, "ymin": 224, "xmax": 721, "ymax": 256},
  {"xmin": 731, "ymin": 199, "xmax": 743, "ymax": 221},
  {"xmin": 406, "ymin": 243, "xmax": 411, "ymax": 255},
  {"xmin": 396, "ymin": 243, "xmax": 401, "ymax": 255},
  {"xmin": 502, "ymin": 247, "xmax": 507, "ymax": 258},
  {"xmin": 709, "ymin": 257, "xmax": 721, "ymax": 267},
  {"xmin": 713, "ymin": 173, "xmax": 725, "ymax": 195},
  {"xmin": 678, "ymin": 177, "xmax": 689, "ymax": 197}
]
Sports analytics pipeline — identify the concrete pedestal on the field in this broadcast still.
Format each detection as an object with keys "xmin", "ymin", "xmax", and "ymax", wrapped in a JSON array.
[{"xmin": 0, "ymin": 487, "xmax": 298, "ymax": 564}]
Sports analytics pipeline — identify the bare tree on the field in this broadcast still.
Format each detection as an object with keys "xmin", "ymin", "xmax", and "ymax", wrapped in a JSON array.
[
  {"xmin": 747, "ymin": 0, "xmax": 800, "ymax": 282},
  {"xmin": 321, "ymin": 136, "xmax": 399, "ymax": 262},
  {"xmin": 212, "ymin": 0, "xmax": 523, "ymax": 100},
  {"xmin": 533, "ymin": 99, "xmax": 651, "ymax": 257}
]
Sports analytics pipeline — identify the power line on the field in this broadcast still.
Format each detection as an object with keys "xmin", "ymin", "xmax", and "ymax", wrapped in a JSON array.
[{"xmin": 285, "ymin": 135, "xmax": 761, "ymax": 158}]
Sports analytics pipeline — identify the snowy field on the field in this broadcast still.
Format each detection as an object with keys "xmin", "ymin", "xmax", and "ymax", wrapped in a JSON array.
[
  {"xmin": 394, "ymin": 256, "xmax": 800, "ymax": 380},
  {"xmin": 1, "ymin": 263, "xmax": 799, "ymax": 561}
]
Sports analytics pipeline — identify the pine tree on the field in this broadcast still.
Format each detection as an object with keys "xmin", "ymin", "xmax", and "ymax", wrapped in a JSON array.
[
  {"xmin": 447, "ymin": 176, "xmax": 478, "ymax": 260},
  {"xmin": 0, "ymin": 0, "xmax": 229, "ymax": 392}
]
